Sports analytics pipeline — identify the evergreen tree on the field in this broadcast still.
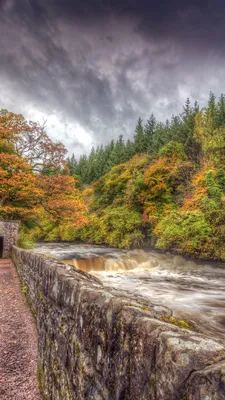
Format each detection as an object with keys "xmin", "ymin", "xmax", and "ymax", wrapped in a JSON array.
[
  {"xmin": 104, "ymin": 140, "xmax": 115, "ymax": 173},
  {"xmin": 86, "ymin": 147, "xmax": 96, "ymax": 183},
  {"xmin": 111, "ymin": 135, "xmax": 126, "ymax": 165},
  {"xmin": 134, "ymin": 118, "xmax": 146, "ymax": 153},
  {"xmin": 67, "ymin": 91, "xmax": 224, "ymax": 186},
  {"xmin": 216, "ymin": 94, "xmax": 225, "ymax": 127},
  {"xmin": 152, "ymin": 122, "xmax": 167, "ymax": 153},
  {"xmin": 206, "ymin": 91, "xmax": 217, "ymax": 129},
  {"xmin": 125, "ymin": 139, "xmax": 135, "ymax": 160},
  {"xmin": 144, "ymin": 113, "xmax": 156, "ymax": 154},
  {"xmin": 169, "ymin": 115, "xmax": 182, "ymax": 143},
  {"xmin": 67, "ymin": 154, "xmax": 77, "ymax": 175},
  {"xmin": 77, "ymin": 154, "xmax": 88, "ymax": 184},
  {"xmin": 181, "ymin": 98, "xmax": 200, "ymax": 159}
]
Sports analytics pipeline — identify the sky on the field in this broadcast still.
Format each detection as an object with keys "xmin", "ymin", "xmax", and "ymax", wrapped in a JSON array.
[{"xmin": 1, "ymin": 0, "xmax": 225, "ymax": 157}]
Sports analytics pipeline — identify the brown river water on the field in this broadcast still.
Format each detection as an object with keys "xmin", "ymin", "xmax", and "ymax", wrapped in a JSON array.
[{"xmin": 35, "ymin": 243, "xmax": 225, "ymax": 340}]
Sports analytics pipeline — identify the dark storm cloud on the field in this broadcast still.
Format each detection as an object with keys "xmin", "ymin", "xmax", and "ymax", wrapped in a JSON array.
[
  {"xmin": 15, "ymin": 0, "xmax": 225, "ymax": 45},
  {"xmin": 1, "ymin": 0, "xmax": 225, "ymax": 155}
]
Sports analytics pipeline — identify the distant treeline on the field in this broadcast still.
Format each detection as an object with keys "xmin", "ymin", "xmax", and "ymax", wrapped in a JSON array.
[{"xmin": 67, "ymin": 92, "xmax": 225, "ymax": 185}]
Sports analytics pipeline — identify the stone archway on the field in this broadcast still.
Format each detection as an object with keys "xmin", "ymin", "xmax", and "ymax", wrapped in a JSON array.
[{"xmin": 0, "ymin": 221, "xmax": 19, "ymax": 258}]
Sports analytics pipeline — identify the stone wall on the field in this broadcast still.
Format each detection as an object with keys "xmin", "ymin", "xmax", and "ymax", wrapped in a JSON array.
[
  {"xmin": 0, "ymin": 221, "xmax": 19, "ymax": 258},
  {"xmin": 12, "ymin": 246, "xmax": 225, "ymax": 400}
]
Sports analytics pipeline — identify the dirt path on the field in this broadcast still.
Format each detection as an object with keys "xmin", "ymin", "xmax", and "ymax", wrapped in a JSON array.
[{"xmin": 0, "ymin": 259, "xmax": 42, "ymax": 400}]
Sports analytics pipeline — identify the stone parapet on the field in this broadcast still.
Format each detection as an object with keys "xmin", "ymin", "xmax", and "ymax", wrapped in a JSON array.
[{"xmin": 12, "ymin": 246, "xmax": 225, "ymax": 400}]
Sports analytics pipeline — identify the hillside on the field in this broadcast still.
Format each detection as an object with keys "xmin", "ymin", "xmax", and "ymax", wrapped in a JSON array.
[
  {"xmin": 0, "ymin": 93, "xmax": 225, "ymax": 260},
  {"xmin": 66, "ymin": 93, "xmax": 225, "ymax": 260}
]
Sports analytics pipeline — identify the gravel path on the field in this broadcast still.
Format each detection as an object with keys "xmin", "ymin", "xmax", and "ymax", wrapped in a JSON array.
[{"xmin": 0, "ymin": 259, "xmax": 42, "ymax": 400}]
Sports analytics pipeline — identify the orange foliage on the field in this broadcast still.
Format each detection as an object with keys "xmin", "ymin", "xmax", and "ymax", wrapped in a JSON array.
[
  {"xmin": 144, "ymin": 156, "xmax": 184, "ymax": 194},
  {"xmin": 0, "ymin": 110, "xmax": 27, "ymax": 142},
  {"xmin": 142, "ymin": 203, "xmax": 158, "ymax": 225},
  {"xmin": 0, "ymin": 153, "xmax": 43, "ymax": 219},
  {"xmin": 181, "ymin": 188, "xmax": 208, "ymax": 211},
  {"xmin": 39, "ymin": 175, "xmax": 87, "ymax": 226},
  {"xmin": 0, "ymin": 152, "xmax": 87, "ymax": 226},
  {"xmin": 192, "ymin": 164, "xmax": 215, "ymax": 186},
  {"xmin": 181, "ymin": 164, "xmax": 214, "ymax": 211}
]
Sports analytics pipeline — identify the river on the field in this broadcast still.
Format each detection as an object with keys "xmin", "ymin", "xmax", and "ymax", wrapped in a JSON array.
[{"xmin": 35, "ymin": 243, "xmax": 225, "ymax": 340}]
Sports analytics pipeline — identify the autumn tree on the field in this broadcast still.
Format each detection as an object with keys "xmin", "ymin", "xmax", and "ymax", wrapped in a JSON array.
[
  {"xmin": 0, "ymin": 110, "xmax": 67, "ymax": 173},
  {"xmin": 39, "ymin": 175, "xmax": 87, "ymax": 227},
  {"xmin": 0, "ymin": 153, "xmax": 42, "ymax": 220},
  {"xmin": 0, "ymin": 110, "xmax": 87, "ymax": 244}
]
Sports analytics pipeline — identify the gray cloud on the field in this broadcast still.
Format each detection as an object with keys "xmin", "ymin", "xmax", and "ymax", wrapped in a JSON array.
[{"xmin": 1, "ymin": 0, "xmax": 225, "ymax": 156}]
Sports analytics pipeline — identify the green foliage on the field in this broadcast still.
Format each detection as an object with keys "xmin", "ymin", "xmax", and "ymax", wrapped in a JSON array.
[
  {"xmin": 80, "ymin": 206, "xmax": 144, "ymax": 248},
  {"xmin": 0, "ymin": 139, "xmax": 15, "ymax": 154},
  {"xmin": 205, "ymin": 170, "xmax": 222, "ymax": 202},
  {"xmin": 217, "ymin": 168, "xmax": 225, "ymax": 191},
  {"xmin": 59, "ymin": 224, "xmax": 81, "ymax": 241},
  {"xmin": 41, "ymin": 225, "xmax": 60, "ymax": 242},
  {"xmin": 134, "ymin": 118, "xmax": 146, "ymax": 153},
  {"xmin": 105, "ymin": 207, "xmax": 144, "ymax": 248},
  {"xmin": 201, "ymin": 197, "xmax": 220, "ymax": 212},
  {"xmin": 155, "ymin": 211, "xmax": 212, "ymax": 255},
  {"xmin": 92, "ymin": 154, "xmax": 149, "ymax": 211},
  {"xmin": 18, "ymin": 232, "xmax": 35, "ymax": 249},
  {"xmin": 195, "ymin": 111, "xmax": 225, "ymax": 166},
  {"xmin": 159, "ymin": 141, "xmax": 187, "ymax": 160}
]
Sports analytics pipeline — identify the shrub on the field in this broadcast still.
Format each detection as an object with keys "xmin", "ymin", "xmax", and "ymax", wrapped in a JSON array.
[
  {"xmin": 159, "ymin": 141, "xmax": 187, "ymax": 160},
  {"xmin": 18, "ymin": 233, "xmax": 35, "ymax": 249},
  {"xmin": 155, "ymin": 210, "xmax": 212, "ymax": 255}
]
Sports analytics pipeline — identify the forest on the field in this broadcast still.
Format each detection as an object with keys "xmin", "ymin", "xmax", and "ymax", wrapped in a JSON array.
[{"xmin": 0, "ymin": 92, "xmax": 225, "ymax": 260}]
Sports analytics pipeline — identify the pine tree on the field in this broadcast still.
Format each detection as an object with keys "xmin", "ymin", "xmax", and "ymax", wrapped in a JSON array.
[
  {"xmin": 216, "ymin": 94, "xmax": 225, "ymax": 127},
  {"xmin": 94, "ymin": 145, "xmax": 105, "ymax": 180},
  {"xmin": 144, "ymin": 114, "xmax": 156, "ymax": 154},
  {"xmin": 125, "ymin": 139, "xmax": 135, "ymax": 160},
  {"xmin": 134, "ymin": 118, "xmax": 146, "ymax": 153},
  {"xmin": 104, "ymin": 140, "xmax": 115, "ymax": 173},
  {"xmin": 151, "ymin": 122, "xmax": 167, "ymax": 153},
  {"xmin": 181, "ymin": 98, "xmax": 200, "ymax": 159},
  {"xmin": 86, "ymin": 147, "xmax": 96, "ymax": 183},
  {"xmin": 217, "ymin": 168, "xmax": 225, "ymax": 192},
  {"xmin": 77, "ymin": 154, "xmax": 88, "ymax": 184},
  {"xmin": 67, "ymin": 154, "xmax": 78, "ymax": 176},
  {"xmin": 206, "ymin": 91, "xmax": 217, "ymax": 129},
  {"xmin": 183, "ymin": 97, "xmax": 192, "ymax": 115},
  {"xmin": 169, "ymin": 115, "xmax": 182, "ymax": 143},
  {"xmin": 110, "ymin": 135, "xmax": 126, "ymax": 165}
]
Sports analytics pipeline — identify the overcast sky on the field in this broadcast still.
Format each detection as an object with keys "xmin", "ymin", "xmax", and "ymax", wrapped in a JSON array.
[{"xmin": 1, "ymin": 0, "xmax": 225, "ymax": 156}]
